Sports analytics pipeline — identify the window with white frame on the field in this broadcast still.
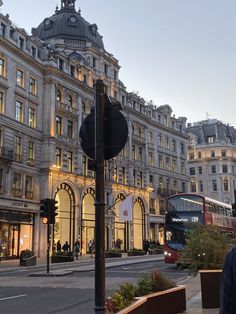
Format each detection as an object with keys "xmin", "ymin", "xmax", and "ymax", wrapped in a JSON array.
[
  {"xmin": 29, "ymin": 77, "xmax": 37, "ymax": 94},
  {"xmin": 27, "ymin": 141, "xmax": 34, "ymax": 166},
  {"xmin": 0, "ymin": 91, "xmax": 4, "ymax": 114},
  {"xmin": 12, "ymin": 172, "xmax": 22, "ymax": 197},
  {"xmin": 15, "ymin": 100, "xmax": 23, "ymax": 122},
  {"xmin": 55, "ymin": 147, "xmax": 61, "ymax": 168},
  {"xmin": 56, "ymin": 116, "xmax": 62, "ymax": 135},
  {"xmin": 16, "ymin": 69, "xmax": 24, "ymax": 87},
  {"xmin": 28, "ymin": 107, "xmax": 36, "ymax": 128},
  {"xmin": 14, "ymin": 136, "xmax": 22, "ymax": 162},
  {"xmin": 25, "ymin": 175, "xmax": 33, "ymax": 199},
  {"xmin": 0, "ymin": 57, "xmax": 5, "ymax": 77},
  {"xmin": 67, "ymin": 151, "xmax": 73, "ymax": 173}
]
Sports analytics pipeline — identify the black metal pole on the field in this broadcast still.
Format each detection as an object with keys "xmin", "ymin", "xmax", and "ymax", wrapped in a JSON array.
[
  {"xmin": 94, "ymin": 80, "xmax": 105, "ymax": 313},
  {"xmin": 47, "ymin": 219, "xmax": 50, "ymax": 274}
]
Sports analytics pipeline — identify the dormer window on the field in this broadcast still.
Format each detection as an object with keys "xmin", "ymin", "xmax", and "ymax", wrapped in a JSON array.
[
  {"xmin": 44, "ymin": 19, "xmax": 52, "ymax": 30},
  {"xmin": 68, "ymin": 15, "xmax": 78, "ymax": 27},
  {"xmin": 89, "ymin": 24, "xmax": 98, "ymax": 35}
]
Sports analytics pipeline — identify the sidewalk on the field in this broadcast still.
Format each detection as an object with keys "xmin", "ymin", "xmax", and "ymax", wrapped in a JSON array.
[{"xmin": 0, "ymin": 254, "xmax": 220, "ymax": 313}]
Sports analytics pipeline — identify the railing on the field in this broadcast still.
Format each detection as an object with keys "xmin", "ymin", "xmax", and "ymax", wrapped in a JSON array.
[{"xmin": 27, "ymin": 158, "xmax": 35, "ymax": 167}]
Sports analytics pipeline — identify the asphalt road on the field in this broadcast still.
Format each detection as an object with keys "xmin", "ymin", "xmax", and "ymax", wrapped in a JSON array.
[{"xmin": 0, "ymin": 260, "xmax": 188, "ymax": 314}]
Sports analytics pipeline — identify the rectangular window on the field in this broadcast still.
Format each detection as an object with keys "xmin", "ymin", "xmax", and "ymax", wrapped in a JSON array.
[
  {"xmin": 132, "ymin": 145, "xmax": 136, "ymax": 160},
  {"xmin": 198, "ymin": 166, "xmax": 202, "ymax": 174},
  {"xmin": 56, "ymin": 147, "xmax": 61, "ymax": 168},
  {"xmin": 211, "ymin": 151, "xmax": 215, "ymax": 157},
  {"xmin": 68, "ymin": 120, "xmax": 73, "ymax": 138},
  {"xmin": 82, "ymin": 155, "xmax": 87, "ymax": 176},
  {"xmin": 0, "ymin": 91, "xmax": 4, "ymax": 114},
  {"xmin": 16, "ymin": 69, "xmax": 24, "ymax": 87},
  {"xmin": 67, "ymin": 151, "xmax": 73, "ymax": 173},
  {"xmin": 222, "ymin": 165, "xmax": 228, "ymax": 173},
  {"xmin": 208, "ymin": 136, "xmax": 215, "ymax": 143},
  {"xmin": 172, "ymin": 139, "xmax": 176, "ymax": 152},
  {"xmin": 212, "ymin": 165, "xmax": 216, "ymax": 173},
  {"xmin": 199, "ymin": 181, "xmax": 204, "ymax": 192},
  {"xmin": 0, "ymin": 58, "xmax": 5, "ymax": 77},
  {"xmin": 70, "ymin": 65, "xmax": 75, "ymax": 77},
  {"xmin": 28, "ymin": 107, "xmax": 36, "ymax": 128},
  {"xmin": 56, "ymin": 116, "xmax": 62, "ymax": 135},
  {"xmin": 222, "ymin": 150, "xmax": 226, "ymax": 157},
  {"xmin": 180, "ymin": 143, "xmax": 184, "ymax": 154},
  {"xmin": 139, "ymin": 172, "xmax": 143, "ymax": 188},
  {"xmin": 113, "ymin": 165, "xmax": 118, "ymax": 182},
  {"xmin": 25, "ymin": 176, "xmax": 33, "ymax": 199},
  {"xmin": 223, "ymin": 179, "xmax": 229, "ymax": 191},
  {"xmin": 189, "ymin": 167, "xmax": 195, "ymax": 175},
  {"xmin": 133, "ymin": 170, "xmax": 136, "ymax": 186},
  {"xmin": 198, "ymin": 151, "xmax": 202, "ymax": 158},
  {"xmin": 19, "ymin": 37, "xmax": 24, "ymax": 49},
  {"xmin": 12, "ymin": 172, "xmax": 22, "ymax": 197},
  {"xmin": 31, "ymin": 46, "xmax": 36, "ymax": 58},
  {"xmin": 138, "ymin": 147, "xmax": 143, "ymax": 161},
  {"xmin": 104, "ymin": 64, "xmax": 108, "ymax": 75},
  {"xmin": 148, "ymin": 151, "xmax": 153, "ymax": 165},
  {"xmin": 172, "ymin": 159, "xmax": 177, "ymax": 172},
  {"xmin": 149, "ymin": 175, "xmax": 153, "ymax": 186},
  {"xmin": 27, "ymin": 141, "xmax": 34, "ymax": 166},
  {"xmin": 29, "ymin": 77, "xmax": 37, "ymax": 94},
  {"xmin": 150, "ymin": 199, "xmax": 156, "ymax": 214},
  {"xmin": 0, "ymin": 23, "xmax": 6, "ymax": 37},
  {"xmin": 166, "ymin": 157, "xmax": 170, "ymax": 171},
  {"xmin": 190, "ymin": 181, "xmax": 197, "ymax": 192},
  {"xmin": 181, "ymin": 162, "xmax": 185, "ymax": 174},
  {"xmin": 165, "ymin": 136, "xmax": 169, "ymax": 149},
  {"xmin": 148, "ymin": 131, "xmax": 153, "ymax": 144},
  {"xmin": 189, "ymin": 152, "xmax": 194, "ymax": 159},
  {"xmin": 158, "ymin": 134, "xmax": 162, "ymax": 146},
  {"xmin": 14, "ymin": 136, "xmax": 22, "ymax": 162},
  {"xmin": 15, "ymin": 100, "xmax": 23, "ymax": 122},
  {"xmin": 159, "ymin": 154, "xmax": 163, "ymax": 168},
  {"xmin": 212, "ymin": 179, "xmax": 217, "ymax": 191},
  {"xmin": 58, "ymin": 58, "xmax": 64, "ymax": 70},
  {"xmin": 173, "ymin": 179, "xmax": 177, "ymax": 192},
  {"xmin": 121, "ymin": 167, "xmax": 126, "ymax": 185}
]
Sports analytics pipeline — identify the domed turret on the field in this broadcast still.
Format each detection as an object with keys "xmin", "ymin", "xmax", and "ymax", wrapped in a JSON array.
[{"xmin": 32, "ymin": 0, "xmax": 104, "ymax": 49}]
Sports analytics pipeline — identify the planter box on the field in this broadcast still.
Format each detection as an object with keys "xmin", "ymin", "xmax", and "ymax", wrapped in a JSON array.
[
  {"xmin": 117, "ymin": 286, "xmax": 186, "ymax": 314},
  {"xmin": 199, "ymin": 270, "xmax": 222, "ymax": 309},
  {"xmin": 51, "ymin": 255, "xmax": 74, "ymax": 263},
  {"xmin": 106, "ymin": 252, "xmax": 122, "ymax": 258},
  {"xmin": 127, "ymin": 251, "xmax": 145, "ymax": 257},
  {"xmin": 20, "ymin": 255, "xmax": 37, "ymax": 266}
]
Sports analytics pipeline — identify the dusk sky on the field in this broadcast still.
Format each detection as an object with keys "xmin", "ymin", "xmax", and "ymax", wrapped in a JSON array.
[{"xmin": 1, "ymin": 0, "xmax": 236, "ymax": 126}]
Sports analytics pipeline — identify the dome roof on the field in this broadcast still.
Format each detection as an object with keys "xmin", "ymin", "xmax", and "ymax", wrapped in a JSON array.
[{"xmin": 32, "ymin": 0, "xmax": 104, "ymax": 49}]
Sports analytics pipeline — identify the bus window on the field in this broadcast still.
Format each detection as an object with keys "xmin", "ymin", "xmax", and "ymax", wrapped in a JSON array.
[{"xmin": 167, "ymin": 195, "xmax": 203, "ymax": 212}]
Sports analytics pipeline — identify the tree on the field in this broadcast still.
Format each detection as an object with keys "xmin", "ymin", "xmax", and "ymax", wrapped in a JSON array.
[{"xmin": 178, "ymin": 224, "xmax": 230, "ymax": 276}]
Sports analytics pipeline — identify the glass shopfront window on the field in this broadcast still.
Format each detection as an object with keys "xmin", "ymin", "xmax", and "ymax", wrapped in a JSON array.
[{"xmin": 0, "ymin": 212, "xmax": 33, "ymax": 259}]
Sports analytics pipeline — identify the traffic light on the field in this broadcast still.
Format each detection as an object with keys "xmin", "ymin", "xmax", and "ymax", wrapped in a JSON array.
[
  {"xmin": 49, "ymin": 199, "xmax": 58, "ymax": 224},
  {"xmin": 40, "ymin": 198, "xmax": 51, "ymax": 223}
]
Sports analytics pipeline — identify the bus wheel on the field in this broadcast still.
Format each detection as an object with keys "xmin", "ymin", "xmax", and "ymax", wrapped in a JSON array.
[{"xmin": 176, "ymin": 263, "xmax": 183, "ymax": 270}]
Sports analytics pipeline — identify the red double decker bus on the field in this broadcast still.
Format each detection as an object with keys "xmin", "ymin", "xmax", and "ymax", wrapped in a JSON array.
[{"xmin": 164, "ymin": 193, "xmax": 236, "ymax": 264}]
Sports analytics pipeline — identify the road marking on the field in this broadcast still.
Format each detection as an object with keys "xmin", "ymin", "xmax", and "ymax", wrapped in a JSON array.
[{"xmin": 0, "ymin": 294, "xmax": 27, "ymax": 301}]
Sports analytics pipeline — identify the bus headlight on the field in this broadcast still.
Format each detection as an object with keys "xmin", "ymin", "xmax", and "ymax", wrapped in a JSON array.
[{"xmin": 164, "ymin": 251, "xmax": 171, "ymax": 256}]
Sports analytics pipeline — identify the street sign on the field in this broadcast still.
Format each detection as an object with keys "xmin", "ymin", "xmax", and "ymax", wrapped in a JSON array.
[{"xmin": 79, "ymin": 94, "xmax": 128, "ymax": 160}]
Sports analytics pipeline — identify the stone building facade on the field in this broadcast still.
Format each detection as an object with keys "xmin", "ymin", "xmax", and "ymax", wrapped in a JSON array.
[
  {"xmin": 186, "ymin": 119, "xmax": 236, "ymax": 204},
  {"xmin": 0, "ymin": 0, "xmax": 188, "ymax": 258}
]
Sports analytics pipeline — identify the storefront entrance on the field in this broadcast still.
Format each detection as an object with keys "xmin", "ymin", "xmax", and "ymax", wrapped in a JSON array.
[{"xmin": 0, "ymin": 211, "xmax": 34, "ymax": 259}]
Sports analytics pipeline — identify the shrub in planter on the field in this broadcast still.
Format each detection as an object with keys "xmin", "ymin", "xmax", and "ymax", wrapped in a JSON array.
[
  {"xmin": 127, "ymin": 248, "xmax": 145, "ymax": 256},
  {"xmin": 51, "ymin": 250, "xmax": 74, "ymax": 263},
  {"xmin": 106, "ymin": 249, "xmax": 122, "ymax": 258},
  {"xmin": 106, "ymin": 271, "xmax": 176, "ymax": 313},
  {"xmin": 19, "ymin": 249, "xmax": 36, "ymax": 266}
]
